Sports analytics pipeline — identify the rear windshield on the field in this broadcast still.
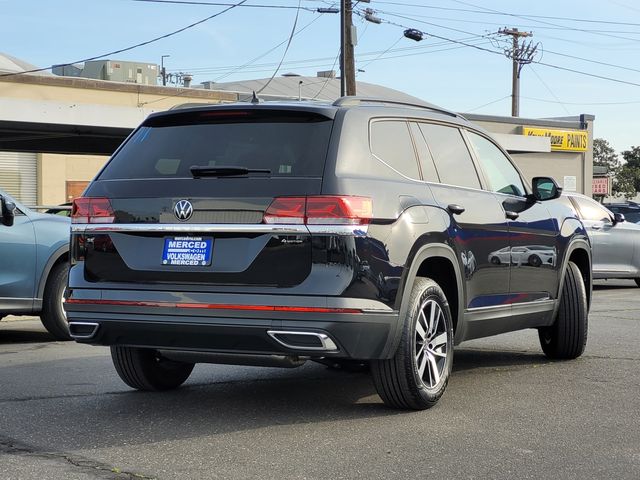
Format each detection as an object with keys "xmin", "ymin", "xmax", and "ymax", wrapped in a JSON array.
[{"xmin": 98, "ymin": 110, "xmax": 333, "ymax": 180}]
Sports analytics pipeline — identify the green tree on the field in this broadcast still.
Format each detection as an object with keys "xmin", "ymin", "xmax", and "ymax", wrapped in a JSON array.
[
  {"xmin": 617, "ymin": 146, "xmax": 640, "ymax": 198},
  {"xmin": 593, "ymin": 138, "xmax": 620, "ymax": 176},
  {"xmin": 614, "ymin": 165, "xmax": 640, "ymax": 198}
]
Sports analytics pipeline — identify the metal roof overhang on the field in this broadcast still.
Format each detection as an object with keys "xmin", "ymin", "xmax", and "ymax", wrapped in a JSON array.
[
  {"xmin": 0, "ymin": 120, "xmax": 131, "ymax": 155},
  {"xmin": 0, "ymin": 97, "xmax": 149, "ymax": 155}
]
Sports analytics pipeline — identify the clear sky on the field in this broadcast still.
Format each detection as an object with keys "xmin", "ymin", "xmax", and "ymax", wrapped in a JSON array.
[{"xmin": 2, "ymin": 0, "xmax": 640, "ymax": 154}]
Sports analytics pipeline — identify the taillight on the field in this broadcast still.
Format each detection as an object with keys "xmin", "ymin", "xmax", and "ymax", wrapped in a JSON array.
[
  {"xmin": 264, "ymin": 196, "xmax": 372, "ymax": 225},
  {"xmin": 71, "ymin": 197, "xmax": 115, "ymax": 224},
  {"xmin": 306, "ymin": 196, "xmax": 372, "ymax": 225}
]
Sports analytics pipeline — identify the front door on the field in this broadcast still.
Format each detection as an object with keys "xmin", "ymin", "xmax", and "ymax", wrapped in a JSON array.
[
  {"xmin": 0, "ymin": 206, "xmax": 36, "ymax": 309},
  {"xmin": 464, "ymin": 131, "xmax": 560, "ymax": 308}
]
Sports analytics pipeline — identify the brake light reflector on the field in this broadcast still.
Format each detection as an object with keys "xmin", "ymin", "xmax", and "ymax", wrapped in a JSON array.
[
  {"xmin": 71, "ymin": 197, "xmax": 115, "ymax": 224},
  {"xmin": 263, "ymin": 197, "xmax": 306, "ymax": 224},
  {"xmin": 264, "ymin": 196, "xmax": 372, "ymax": 225}
]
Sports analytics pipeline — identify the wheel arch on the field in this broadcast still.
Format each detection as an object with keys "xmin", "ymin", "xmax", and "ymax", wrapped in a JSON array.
[
  {"xmin": 36, "ymin": 245, "xmax": 69, "ymax": 302},
  {"xmin": 382, "ymin": 243, "xmax": 464, "ymax": 358},
  {"xmin": 559, "ymin": 239, "xmax": 592, "ymax": 311}
]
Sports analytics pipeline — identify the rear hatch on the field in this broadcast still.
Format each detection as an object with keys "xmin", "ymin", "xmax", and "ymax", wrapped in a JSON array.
[{"xmin": 75, "ymin": 106, "xmax": 335, "ymax": 288}]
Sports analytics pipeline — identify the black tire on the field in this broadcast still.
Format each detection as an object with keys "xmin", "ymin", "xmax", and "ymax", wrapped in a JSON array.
[
  {"xmin": 538, "ymin": 261, "xmax": 588, "ymax": 359},
  {"xmin": 490, "ymin": 256, "xmax": 501, "ymax": 265},
  {"xmin": 528, "ymin": 254, "xmax": 542, "ymax": 268},
  {"xmin": 111, "ymin": 346, "xmax": 194, "ymax": 391},
  {"xmin": 40, "ymin": 262, "xmax": 70, "ymax": 340},
  {"xmin": 635, "ymin": 278, "xmax": 640, "ymax": 288},
  {"xmin": 371, "ymin": 277, "xmax": 454, "ymax": 410}
]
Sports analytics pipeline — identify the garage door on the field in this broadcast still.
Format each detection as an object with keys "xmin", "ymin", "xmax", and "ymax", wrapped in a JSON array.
[{"xmin": 0, "ymin": 151, "xmax": 37, "ymax": 206}]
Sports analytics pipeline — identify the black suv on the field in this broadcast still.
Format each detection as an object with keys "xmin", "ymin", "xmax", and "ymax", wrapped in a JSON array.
[{"xmin": 66, "ymin": 98, "xmax": 591, "ymax": 410}]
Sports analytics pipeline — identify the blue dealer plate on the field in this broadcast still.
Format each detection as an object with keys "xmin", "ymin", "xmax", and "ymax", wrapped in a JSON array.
[{"xmin": 162, "ymin": 237, "xmax": 213, "ymax": 266}]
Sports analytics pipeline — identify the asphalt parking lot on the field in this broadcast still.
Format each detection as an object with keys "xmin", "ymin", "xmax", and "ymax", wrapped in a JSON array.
[{"xmin": 0, "ymin": 280, "xmax": 638, "ymax": 480}]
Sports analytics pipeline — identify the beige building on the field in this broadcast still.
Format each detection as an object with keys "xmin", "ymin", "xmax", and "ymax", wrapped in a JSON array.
[
  {"xmin": 466, "ymin": 113, "xmax": 595, "ymax": 196},
  {"xmin": 0, "ymin": 56, "xmax": 234, "ymax": 205},
  {"xmin": 0, "ymin": 54, "xmax": 594, "ymax": 205}
]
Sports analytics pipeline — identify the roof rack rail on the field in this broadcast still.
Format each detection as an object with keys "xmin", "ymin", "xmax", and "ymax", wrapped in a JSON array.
[{"xmin": 332, "ymin": 96, "xmax": 461, "ymax": 119}]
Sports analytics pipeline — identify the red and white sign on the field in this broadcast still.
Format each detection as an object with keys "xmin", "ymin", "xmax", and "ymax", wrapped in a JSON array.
[{"xmin": 592, "ymin": 177, "xmax": 609, "ymax": 195}]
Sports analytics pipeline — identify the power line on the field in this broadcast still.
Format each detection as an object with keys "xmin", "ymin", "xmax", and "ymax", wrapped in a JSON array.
[
  {"xmin": 466, "ymin": 95, "xmax": 511, "ymax": 112},
  {"xmin": 362, "ymin": 10, "xmax": 640, "ymax": 88},
  {"xmin": 132, "ymin": 0, "xmax": 315, "ymax": 9},
  {"xmin": 527, "ymin": 65, "xmax": 571, "ymax": 115},
  {"xmin": 543, "ymin": 49, "xmax": 640, "ymax": 74},
  {"xmin": 212, "ymin": 4, "xmax": 332, "ymax": 82},
  {"xmin": 167, "ymin": 35, "xmax": 489, "ymax": 75},
  {"xmin": 256, "ymin": 0, "xmax": 302, "ymax": 94},
  {"xmin": 359, "ymin": 35, "xmax": 411, "ymax": 69},
  {"xmin": 365, "ymin": 1, "xmax": 640, "ymax": 27},
  {"xmin": 449, "ymin": 0, "xmax": 640, "ymax": 43},
  {"xmin": 365, "ymin": 8, "xmax": 640, "ymax": 34},
  {"xmin": 521, "ymin": 96, "xmax": 640, "ymax": 106},
  {"xmin": 0, "ymin": 0, "xmax": 249, "ymax": 78}
]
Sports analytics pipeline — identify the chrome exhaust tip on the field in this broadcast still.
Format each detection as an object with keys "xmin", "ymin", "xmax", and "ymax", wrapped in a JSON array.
[
  {"xmin": 68, "ymin": 322, "xmax": 99, "ymax": 339},
  {"xmin": 267, "ymin": 330, "xmax": 338, "ymax": 351}
]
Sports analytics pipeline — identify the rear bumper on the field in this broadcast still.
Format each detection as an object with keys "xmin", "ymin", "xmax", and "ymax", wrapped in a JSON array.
[{"xmin": 65, "ymin": 291, "xmax": 399, "ymax": 360}]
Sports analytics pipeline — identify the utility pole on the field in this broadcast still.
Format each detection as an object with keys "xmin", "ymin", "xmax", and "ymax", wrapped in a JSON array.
[
  {"xmin": 340, "ymin": 0, "xmax": 356, "ymax": 96},
  {"xmin": 160, "ymin": 55, "xmax": 170, "ymax": 87},
  {"xmin": 498, "ymin": 28, "xmax": 537, "ymax": 117}
]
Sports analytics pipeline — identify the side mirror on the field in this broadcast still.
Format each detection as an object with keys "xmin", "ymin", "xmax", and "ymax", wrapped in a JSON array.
[
  {"xmin": 613, "ymin": 212, "xmax": 625, "ymax": 224},
  {"xmin": 1, "ymin": 196, "xmax": 15, "ymax": 227},
  {"xmin": 531, "ymin": 176, "xmax": 562, "ymax": 201}
]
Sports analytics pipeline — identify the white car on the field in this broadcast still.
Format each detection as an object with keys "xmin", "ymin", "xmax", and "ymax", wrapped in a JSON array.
[{"xmin": 489, "ymin": 245, "xmax": 557, "ymax": 267}]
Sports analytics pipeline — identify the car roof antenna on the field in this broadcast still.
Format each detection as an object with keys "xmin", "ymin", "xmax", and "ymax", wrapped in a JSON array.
[{"xmin": 251, "ymin": 91, "xmax": 261, "ymax": 104}]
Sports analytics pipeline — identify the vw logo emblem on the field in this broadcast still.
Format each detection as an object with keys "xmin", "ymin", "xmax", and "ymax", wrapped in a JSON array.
[{"xmin": 174, "ymin": 200, "xmax": 193, "ymax": 221}]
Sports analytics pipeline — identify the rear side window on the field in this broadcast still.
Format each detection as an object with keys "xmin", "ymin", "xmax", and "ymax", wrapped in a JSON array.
[
  {"xmin": 418, "ymin": 123, "xmax": 481, "ymax": 189},
  {"xmin": 98, "ymin": 110, "xmax": 333, "ymax": 180},
  {"xmin": 370, "ymin": 120, "xmax": 421, "ymax": 180}
]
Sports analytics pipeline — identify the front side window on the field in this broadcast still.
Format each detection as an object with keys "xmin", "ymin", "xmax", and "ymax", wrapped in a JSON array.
[
  {"xmin": 418, "ymin": 123, "xmax": 481, "ymax": 189},
  {"xmin": 467, "ymin": 132, "xmax": 526, "ymax": 197}
]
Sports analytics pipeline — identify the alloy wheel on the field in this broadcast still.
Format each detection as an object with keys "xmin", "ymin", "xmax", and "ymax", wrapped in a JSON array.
[{"xmin": 414, "ymin": 299, "xmax": 448, "ymax": 388}]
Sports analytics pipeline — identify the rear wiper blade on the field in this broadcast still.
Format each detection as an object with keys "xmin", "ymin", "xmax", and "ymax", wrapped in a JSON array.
[{"xmin": 190, "ymin": 166, "xmax": 271, "ymax": 178}]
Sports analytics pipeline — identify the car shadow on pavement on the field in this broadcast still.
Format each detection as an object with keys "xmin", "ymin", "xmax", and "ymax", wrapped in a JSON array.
[
  {"xmin": 0, "ymin": 326, "xmax": 59, "ymax": 344},
  {"xmin": 0, "ymin": 358, "xmax": 410, "ymax": 451},
  {"xmin": 452, "ymin": 348, "xmax": 549, "ymax": 374}
]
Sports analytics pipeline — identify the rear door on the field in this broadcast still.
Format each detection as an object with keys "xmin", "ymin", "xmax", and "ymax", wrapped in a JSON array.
[
  {"xmin": 412, "ymin": 122, "xmax": 511, "ymax": 309},
  {"xmin": 78, "ymin": 108, "xmax": 334, "ymax": 290}
]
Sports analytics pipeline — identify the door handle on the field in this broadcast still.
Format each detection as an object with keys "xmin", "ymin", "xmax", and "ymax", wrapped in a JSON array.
[
  {"xmin": 505, "ymin": 211, "xmax": 519, "ymax": 220},
  {"xmin": 447, "ymin": 204, "xmax": 465, "ymax": 215},
  {"xmin": 591, "ymin": 224, "xmax": 602, "ymax": 230}
]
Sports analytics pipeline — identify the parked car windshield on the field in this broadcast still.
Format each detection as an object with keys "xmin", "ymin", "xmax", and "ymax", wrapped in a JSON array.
[{"xmin": 99, "ymin": 110, "xmax": 333, "ymax": 180}]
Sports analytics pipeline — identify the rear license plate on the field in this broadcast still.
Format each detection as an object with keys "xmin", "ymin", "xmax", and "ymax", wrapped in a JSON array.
[{"xmin": 162, "ymin": 237, "xmax": 213, "ymax": 266}]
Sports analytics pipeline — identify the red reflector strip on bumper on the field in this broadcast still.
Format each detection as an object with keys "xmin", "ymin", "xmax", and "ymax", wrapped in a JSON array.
[{"xmin": 65, "ymin": 298, "xmax": 361, "ymax": 314}]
